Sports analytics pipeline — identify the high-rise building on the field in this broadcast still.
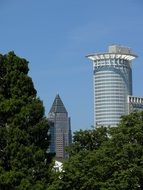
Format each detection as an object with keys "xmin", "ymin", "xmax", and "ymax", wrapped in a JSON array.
[
  {"xmin": 127, "ymin": 96, "xmax": 143, "ymax": 113},
  {"xmin": 87, "ymin": 45, "xmax": 137, "ymax": 127},
  {"xmin": 48, "ymin": 94, "xmax": 72, "ymax": 160}
]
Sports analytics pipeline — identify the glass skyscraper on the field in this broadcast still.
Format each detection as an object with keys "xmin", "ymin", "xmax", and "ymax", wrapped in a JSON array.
[
  {"xmin": 87, "ymin": 45, "xmax": 137, "ymax": 127},
  {"xmin": 48, "ymin": 94, "xmax": 72, "ymax": 160}
]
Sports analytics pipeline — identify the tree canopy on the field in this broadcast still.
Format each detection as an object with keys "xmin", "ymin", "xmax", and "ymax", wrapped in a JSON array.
[
  {"xmin": 0, "ymin": 52, "xmax": 53, "ymax": 190},
  {"xmin": 49, "ymin": 111, "xmax": 143, "ymax": 190}
]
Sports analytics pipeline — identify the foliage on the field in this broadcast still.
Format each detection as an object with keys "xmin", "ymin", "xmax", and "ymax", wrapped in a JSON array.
[
  {"xmin": 0, "ymin": 52, "xmax": 53, "ymax": 190},
  {"xmin": 66, "ymin": 126, "xmax": 108, "ymax": 155},
  {"xmin": 49, "ymin": 111, "xmax": 143, "ymax": 190}
]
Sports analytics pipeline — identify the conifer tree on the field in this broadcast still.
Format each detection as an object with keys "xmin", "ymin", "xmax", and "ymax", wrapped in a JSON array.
[{"xmin": 0, "ymin": 52, "xmax": 53, "ymax": 190}]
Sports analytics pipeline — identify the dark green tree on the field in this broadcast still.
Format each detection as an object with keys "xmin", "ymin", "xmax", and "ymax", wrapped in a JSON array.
[
  {"xmin": 0, "ymin": 52, "xmax": 53, "ymax": 190},
  {"xmin": 49, "ymin": 111, "xmax": 143, "ymax": 190},
  {"xmin": 66, "ymin": 126, "xmax": 109, "ymax": 155}
]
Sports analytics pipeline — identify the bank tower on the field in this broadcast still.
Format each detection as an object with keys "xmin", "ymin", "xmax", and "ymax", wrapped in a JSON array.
[{"xmin": 87, "ymin": 45, "xmax": 137, "ymax": 127}]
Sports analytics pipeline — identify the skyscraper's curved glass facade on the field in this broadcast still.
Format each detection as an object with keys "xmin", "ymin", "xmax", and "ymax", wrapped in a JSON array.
[
  {"xmin": 87, "ymin": 45, "xmax": 137, "ymax": 127},
  {"xmin": 94, "ymin": 58, "xmax": 132, "ymax": 126}
]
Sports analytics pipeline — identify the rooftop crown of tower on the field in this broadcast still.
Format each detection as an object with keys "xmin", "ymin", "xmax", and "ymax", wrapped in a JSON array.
[
  {"xmin": 86, "ymin": 45, "xmax": 137, "ymax": 61},
  {"xmin": 49, "ymin": 94, "xmax": 67, "ymax": 114}
]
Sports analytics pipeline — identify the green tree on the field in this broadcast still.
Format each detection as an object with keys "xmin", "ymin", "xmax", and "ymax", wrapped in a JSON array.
[
  {"xmin": 49, "ymin": 112, "xmax": 143, "ymax": 190},
  {"xmin": 66, "ymin": 126, "xmax": 108, "ymax": 155},
  {"xmin": 0, "ymin": 52, "xmax": 53, "ymax": 190}
]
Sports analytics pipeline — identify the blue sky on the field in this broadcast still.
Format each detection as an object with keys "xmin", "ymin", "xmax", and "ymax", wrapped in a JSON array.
[{"xmin": 0, "ymin": 0, "xmax": 143, "ymax": 132}]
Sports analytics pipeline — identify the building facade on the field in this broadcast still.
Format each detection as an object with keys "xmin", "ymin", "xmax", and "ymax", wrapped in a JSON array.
[
  {"xmin": 87, "ymin": 45, "xmax": 137, "ymax": 127},
  {"xmin": 127, "ymin": 96, "xmax": 143, "ymax": 113},
  {"xmin": 48, "ymin": 94, "xmax": 72, "ymax": 160}
]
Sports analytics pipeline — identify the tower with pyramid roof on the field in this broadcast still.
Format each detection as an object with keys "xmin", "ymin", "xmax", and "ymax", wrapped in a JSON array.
[{"xmin": 48, "ymin": 94, "xmax": 72, "ymax": 160}]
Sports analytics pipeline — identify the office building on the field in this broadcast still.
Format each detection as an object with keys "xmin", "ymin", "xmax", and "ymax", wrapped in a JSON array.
[
  {"xmin": 48, "ymin": 94, "xmax": 72, "ymax": 160},
  {"xmin": 128, "ymin": 96, "xmax": 143, "ymax": 113},
  {"xmin": 87, "ymin": 45, "xmax": 137, "ymax": 127}
]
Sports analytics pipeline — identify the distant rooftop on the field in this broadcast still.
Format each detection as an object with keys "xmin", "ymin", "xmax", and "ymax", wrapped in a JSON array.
[{"xmin": 49, "ymin": 94, "xmax": 67, "ymax": 113}]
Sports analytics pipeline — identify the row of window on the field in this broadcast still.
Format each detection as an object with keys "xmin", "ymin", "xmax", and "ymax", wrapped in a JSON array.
[
  {"xmin": 94, "ymin": 110, "xmax": 129, "ymax": 114},
  {"xmin": 95, "ymin": 93, "xmax": 127, "ymax": 97},
  {"xmin": 95, "ymin": 104, "xmax": 125, "ymax": 108},
  {"xmin": 95, "ymin": 108, "xmax": 125, "ymax": 111},
  {"xmin": 96, "ymin": 101, "xmax": 125, "ymax": 105},
  {"xmin": 94, "ymin": 70, "xmax": 129, "ymax": 75},
  {"xmin": 94, "ymin": 75, "xmax": 122, "ymax": 79},
  {"xmin": 95, "ymin": 92, "xmax": 125, "ymax": 96},
  {"xmin": 95, "ymin": 100, "xmax": 125, "ymax": 109},
  {"xmin": 96, "ymin": 104, "xmax": 127, "ymax": 108},
  {"xmin": 94, "ymin": 83, "xmax": 125, "ymax": 87},
  {"xmin": 94, "ymin": 75, "xmax": 130, "ymax": 81},
  {"xmin": 94, "ymin": 65, "xmax": 130, "ymax": 71},
  {"xmin": 94, "ymin": 82, "xmax": 126, "ymax": 86},
  {"xmin": 96, "ymin": 117, "xmax": 121, "ymax": 121},
  {"xmin": 96, "ymin": 112, "xmax": 124, "ymax": 117},
  {"xmin": 95, "ymin": 101, "xmax": 127, "ymax": 105},
  {"xmin": 95, "ymin": 79, "xmax": 122, "ymax": 83},
  {"xmin": 95, "ymin": 95, "xmax": 125, "ymax": 99},
  {"xmin": 95, "ymin": 88, "xmax": 126, "ymax": 93},
  {"xmin": 95, "ymin": 88, "xmax": 127, "ymax": 92},
  {"xmin": 96, "ymin": 120, "xmax": 119, "ymax": 125},
  {"xmin": 94, "ymin": 58, "xmax": 129, "ymax": 64},
  {"xmin": 95, "ymin": 83, "xmax": 124, "ymax": 87},
  {"xmin": 96, "ymin": 108, "xmax": 125, "ymax": 113},
  {"xmin": 96, "ymin": 120, "xmax": 120, "ymax": 124},
  {"xmin": 93, "ymin": 59, "xmax": 129, "ymax": 64}
]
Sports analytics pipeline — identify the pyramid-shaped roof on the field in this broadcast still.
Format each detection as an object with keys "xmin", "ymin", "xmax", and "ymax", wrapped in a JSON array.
[{"xmin": 49, "ymin": 94, "xmax": 67, "ymax": 113}]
